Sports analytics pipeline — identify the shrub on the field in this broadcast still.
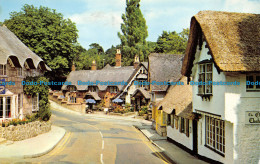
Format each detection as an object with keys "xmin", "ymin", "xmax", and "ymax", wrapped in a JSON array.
[{"xmin": 23, "ymin": 76, "xmax": 51, "ymax": 121}]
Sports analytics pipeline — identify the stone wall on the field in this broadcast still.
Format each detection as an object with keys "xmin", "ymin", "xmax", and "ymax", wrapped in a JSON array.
[{"xmin": 0, "ymin": 121, "xmax": 51, "ymax": 141}]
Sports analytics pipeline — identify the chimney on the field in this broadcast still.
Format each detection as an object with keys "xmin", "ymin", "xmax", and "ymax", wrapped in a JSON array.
[
  {"xmin": 71, "ymin": 61, "xmax": 76, "ymax": 71},
  {"xmin": 134, "ymin": 55, "xmax": 140, "ymax": 69},
  {"xmin": 91, "ymin": 60, "xmax": 97, "ymax": 70},
  {"xmin": 115, "ymin": 49, "xmax": 121, "ymax": 67}
]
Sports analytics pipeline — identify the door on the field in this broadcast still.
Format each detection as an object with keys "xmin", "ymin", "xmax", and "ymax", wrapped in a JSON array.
[{"xmin": 192, "ymin": 120, "xmax": 198, "ymax": 155}]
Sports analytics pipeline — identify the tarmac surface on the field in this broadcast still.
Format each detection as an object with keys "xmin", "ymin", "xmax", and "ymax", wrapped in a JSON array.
[{"xmin": 0, "ymin": 100, "xmax": 208, "ymax": 164}]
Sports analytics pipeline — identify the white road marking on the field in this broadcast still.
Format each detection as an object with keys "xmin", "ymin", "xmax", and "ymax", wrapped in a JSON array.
[
  {"xmin": 102, "ymin": 140, "xmax": 104, "ymax": 149},
  {"xmin": 100, "ymin": 153, "xmax": 104, "ymax": 164},
  {"xmin": 99, "ymin": 131, "xmax": 103, "ymax": 138}
]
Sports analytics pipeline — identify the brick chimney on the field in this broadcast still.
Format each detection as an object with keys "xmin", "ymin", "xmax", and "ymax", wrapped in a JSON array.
[
  {"xmin": 71, "ymin": 61, "xmax": 76, "ymax": 71},
  {"xmin": 134, "ymin": 55, "xmax": 140, "ymax": 69},
  {"xmin": 115, "ymin": 49, "xmax": 121, "ymax": 67},
  {"xmin": 91, "ymin": 60, "xmax": 97, "ymax": 70}
]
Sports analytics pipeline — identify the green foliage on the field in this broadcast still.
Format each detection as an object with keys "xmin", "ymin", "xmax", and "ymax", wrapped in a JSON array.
[
  {"xmin": 155, "ymin": 28, "xmax": 190, "ymax": 54},
  {"xmin": 23, "ymin": 76, "xmax": 51, "ymax": 121},
  {"xmin": 3, "ymin": 4, "xmax": 79, "ymax": 85},
  {"xmin": 118, "ymin": 0, "xmax": 149, "ymax": 65},
  {"xmin": 1, "ymin": 118, "xmax": 33, "ymax": 127},
  {"xmin": 138, "ymin": 105, "xmax": 148, "ymax": 116}
]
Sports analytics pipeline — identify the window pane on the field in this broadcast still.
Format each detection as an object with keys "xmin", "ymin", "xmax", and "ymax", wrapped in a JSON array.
[
  {"xmin": 256, "ymin": 76, "xmax": 260, "ymax": 89},
  {"xmin": 246, "ymin": 75, "xmax": 254, "ymax": 89},
  {"xmin": 0, "ymin": 97, "xmax": 3, "ymax": 118},
  {"xmin": 6, "ymin": 97, "xmax": 11, "ymax": 118},
  {"xmin": 207, "ymin": 64, "xmax": 212, "ymax": 72}
]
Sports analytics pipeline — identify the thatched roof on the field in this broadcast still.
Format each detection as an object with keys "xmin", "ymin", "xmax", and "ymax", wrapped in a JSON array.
[
  {"xmin": 182, "ymin": 11, "xmax": 260, "ymax": 76},
  {"xmin": 85, "ymin": 92, "xmax": 101, "ymax": 101},
  {"xmin": 149, "ymin": 53, "xmax": 184, "ymax": 91},
  {"xmin": 132, "ymin": 88, "xmax": 150, "ymax": 99},
  {"xmin": 159, "ymin": 76, "xmax": 195, "ymax": 120},
  {"xmin": 62, "ymin": 66, "xmax": 135, "ymax": 91},
  {"xmin": 0, "ymin": 26, "xmax": 50, "ymax": 71}
]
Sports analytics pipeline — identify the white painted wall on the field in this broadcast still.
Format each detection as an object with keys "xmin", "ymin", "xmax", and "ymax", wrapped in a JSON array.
[
  {"xmin": 191, "ymin": 41, "xmax": 260, "ymax": 164},
  {"xmin": 197, "ymin": 115, "xmax": 234, "ymax": 163},
  {"xmin": 191, "ymin": 42, "xmax": 226, "ymax": 118},
  {"xmin": 167, "ymin": 119, "xmax": 193, "ymax": 150}
]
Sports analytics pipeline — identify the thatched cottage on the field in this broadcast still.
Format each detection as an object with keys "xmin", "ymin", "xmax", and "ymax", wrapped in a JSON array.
[
  {"xmin": 182, "ymin": 11, "xmax": 260, "ymax": 163},
  {"xmin": 0, "ymin": 25, "xmax": 50, "ymax": 120},
  {"xmin": 61, "ymin": 50, "xmax": 148, "ymax": 110},
  {"xmin": 149, "ymin": 54, "xmax": 184, "ymax": 130}
]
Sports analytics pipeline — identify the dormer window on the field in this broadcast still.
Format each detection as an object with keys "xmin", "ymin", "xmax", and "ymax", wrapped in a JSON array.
[
  {"xmin": 198, "ymin": 63, "xmax": 212, "ymax": 95},
  {"xmin": 68, "ymin": 85, "xmax": 77, "ymax": 92},
  {"xmin": 109, "ymin": 86, "xmax": 118, "ymax": 93},
  {"xmin": 88, "ymin": 86, "xmax": 98, "ymax": 92},
  {"xmin": 17, "ymin": 67, "xmax": 23, "ymax": 77},
  {"xmin": 0, "ymin": 64, "xmax": 7, "ymax": 76}
]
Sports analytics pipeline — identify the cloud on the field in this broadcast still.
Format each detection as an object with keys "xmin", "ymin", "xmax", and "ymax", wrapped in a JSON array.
[
  {"xmin": 70, "ymin": 11, "xmax": 123, "ymax": 28},
  {"xmin": 224, "ymin": 0, "xmax": 260, "ymax": 13}
]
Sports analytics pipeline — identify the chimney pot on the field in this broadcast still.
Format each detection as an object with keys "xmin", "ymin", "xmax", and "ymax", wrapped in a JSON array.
[
  {"xmin": 71, "ymin": 61, "xmax": 76, "ymax": 71},
  {"xmin": 91, "ymin": 60, "xmax": 97, "ymax": 70}
]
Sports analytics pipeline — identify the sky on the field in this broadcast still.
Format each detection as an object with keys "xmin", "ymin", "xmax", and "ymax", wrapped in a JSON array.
[{"xmin": 0, "ymin": 0, "xmax": 259, "ymax": 51}]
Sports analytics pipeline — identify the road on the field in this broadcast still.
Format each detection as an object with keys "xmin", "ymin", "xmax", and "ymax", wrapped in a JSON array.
[{"xmin": 1, "ymin": 109, "xmax": 174, "ymax": 164}]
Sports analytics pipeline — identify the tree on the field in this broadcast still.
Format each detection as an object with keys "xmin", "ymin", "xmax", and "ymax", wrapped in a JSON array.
[
  {"xmin": 3, "ymin": 4, "xmax": 78, "ymax": 88},
  {"xmin": 89, "ymin": 43, "xmax": 104, "ymax": 55},
  {"xmin": 118, "ymin": 0, "xmax": 148, "ymax": 65},
  {"xmin": 155, "ymin": 28, "xmax": 189, "ymax": 54}
]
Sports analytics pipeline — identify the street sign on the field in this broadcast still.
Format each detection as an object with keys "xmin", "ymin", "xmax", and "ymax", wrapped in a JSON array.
[{"xmin": 0, "ymin": 79, "xmax": 5, "ymax": 94}]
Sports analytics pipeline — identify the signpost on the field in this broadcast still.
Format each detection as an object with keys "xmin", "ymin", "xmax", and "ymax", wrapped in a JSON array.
[{"xmin": 0, "ymin": 79, "xmax": 5, "ymax": 94}]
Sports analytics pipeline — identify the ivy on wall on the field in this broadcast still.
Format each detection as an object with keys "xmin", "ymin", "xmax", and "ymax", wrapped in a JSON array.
[{"xmin": 23, "ymin": 76, "xmax": 51, "ymax": 121}]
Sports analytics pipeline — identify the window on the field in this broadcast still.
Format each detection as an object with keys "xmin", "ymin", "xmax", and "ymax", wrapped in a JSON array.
[
  {"xmin": 180, "ymin": 117, "xmax": 185, "ymax": 133},
  {"xmin": 0, "ymin": 97, "xmax": 3, "ymax": 118},
  {"xmin": 68, "ymin": 86, "xmax": 77, "ymax": 92},
  {"xmin": 0, "ymin": 64, "xmax": 7, "ymax": 76},
  {"xmin": 171, "ymin": 115, "xmax": 174, "ymax": 128},
  {"xmin": 198, "ymin": 63, "xmax": 212, "ymax": 95},
  {"xmin": 32, "ymin": 94, "xmax": 39, "ymax": 112},
  {"xmin": 89, "ymin": 86, "xmax": 98, "ymax": 92},
  {"xmin": 109, "ymin": 86, "xmax": 118, "ymax": 93},
  {"xmin": 18, "ymin": 94, "xmax": 22, "ymax": 114},
  {"xmin": 17, "ymin": 67, "xmax": 23, "ymax": 76},
  {"xmin": 179, "ymin": 117, "xmax": 189, "ymax": 137},
  {"xmin": 138, "ymin": 80, "xmax": 145, "ymax": 88},
  {"xmin": 205, "ymin": 116, "xmax": 225, "ymax": 154},
  {"xmin": 167, "ymin": 114, "xmax": 171, "ymax": 125},
  {"xmin": 5, "ymin": 97, "xmax": 11, "ymax": 118},
  {"xmin": 70, "ymin": 97, "xmax": 76, "ymax": 103},
  {"xmin": 246, "ymin": 75, "xmax": 260, "ymax": 91}
]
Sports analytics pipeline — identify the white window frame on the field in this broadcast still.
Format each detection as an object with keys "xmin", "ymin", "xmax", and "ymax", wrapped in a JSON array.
[
  {"xmin": 70, "ymin": 96, "xmax": 76, "ymax": 103},
  {"xmin": 32, "ymin": 93, "xmax": 39, "ymax": 112},
  {"xmin": 198, "ymin": 63, "xmax": 212, "ymax": 95},
  {"xmin": 0, "ymin": 64, "xmax": 7, "ymax": 76},
  {"xmin": 17, "ymin": 67, "xmax": 23, "ymax": 77},
  {"xmin": 205, "ymin": 116, "xmax": 225, "ymax": 155},
  {"xmin": 246, "ymin": 74, "xmax": 260, "ymax": 91}
]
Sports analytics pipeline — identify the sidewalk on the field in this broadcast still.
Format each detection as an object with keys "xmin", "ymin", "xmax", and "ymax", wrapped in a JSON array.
[
  {"xmin": 0, "ymin": 126, "xmax": 65, "ymax": 158},
  {"xmin": 134, "ymin": 124, "xmax": 208, "ymax": 164}
]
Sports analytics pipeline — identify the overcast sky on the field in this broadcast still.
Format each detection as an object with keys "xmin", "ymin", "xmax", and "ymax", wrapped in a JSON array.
[{"xmin": 0, "ymin": 0, "xmax": 259, "ymax": 50}]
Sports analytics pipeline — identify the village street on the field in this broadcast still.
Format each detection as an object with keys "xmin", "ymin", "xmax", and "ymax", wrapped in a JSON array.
[{"xmin": 0, "ymin": 108, "xmax": 174, "ymax": 164}]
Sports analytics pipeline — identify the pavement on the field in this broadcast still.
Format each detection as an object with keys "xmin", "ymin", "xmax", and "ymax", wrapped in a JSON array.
[
  {"xmin": 0, "ymin": 125, "xmax": 65, "ymax": 158},
  {"xmin": 134, "ymin": 124, "xmax": 209, "ymax": 164}
]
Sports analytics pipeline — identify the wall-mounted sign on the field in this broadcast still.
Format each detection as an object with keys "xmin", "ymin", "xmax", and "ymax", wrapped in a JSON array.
[
  {"xmin": 0, "ymin": 79, "xmax": 5, "ymax": 94},
  {"xmin": 246, "ymin": 111, "xmax": 260, "ymax": 124}
]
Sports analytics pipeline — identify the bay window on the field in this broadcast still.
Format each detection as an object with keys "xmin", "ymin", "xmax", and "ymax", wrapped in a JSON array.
[{"xmin": 205, "ymin": 116, "xmax": 225, "ymax": 155}]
